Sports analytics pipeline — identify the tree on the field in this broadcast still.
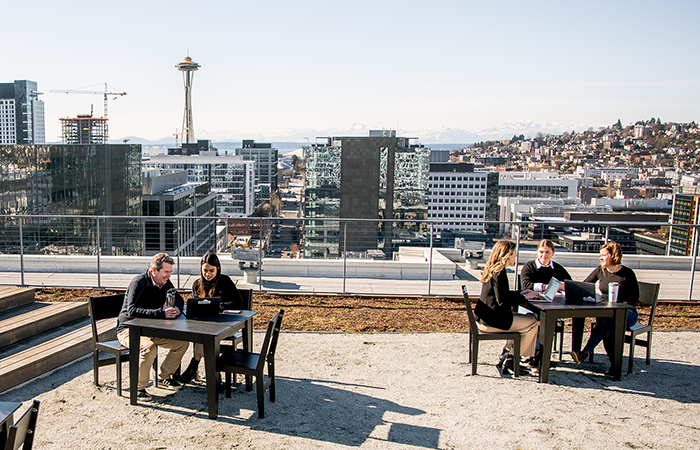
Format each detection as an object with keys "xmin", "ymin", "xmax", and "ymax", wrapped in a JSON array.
[{"xmin": 614, "ymin": 119, "xmax": 622, "ymax": 129}]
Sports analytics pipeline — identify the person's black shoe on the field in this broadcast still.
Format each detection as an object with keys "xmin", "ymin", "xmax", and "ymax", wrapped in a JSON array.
[
  {"xmin": 161, "ymin": 378, "xmax": 183, "ymax": 390},
  {"xmin": 500, "ymin": 355, "xmax": 530, "ymax": 376},
  {"xmin": 136, "ymin": 389, "xmax": 153, "ymax": 402},
  {"xmin": 178, "ymin": 357, "xmax": 201, "ymax": 384},
  {"xmin": 570, "ymin": 350, "xmax": 589, "ymax": 364}
]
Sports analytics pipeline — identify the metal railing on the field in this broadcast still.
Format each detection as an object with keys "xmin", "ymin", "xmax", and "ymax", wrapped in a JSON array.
[{"xmin": 1, "ymin": 214, "xmax": 698, "ymax": 300}]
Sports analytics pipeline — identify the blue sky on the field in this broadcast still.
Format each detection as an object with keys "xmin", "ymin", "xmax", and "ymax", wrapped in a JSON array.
[{"xmin": 3, "ymin": 0, "xmax": 699, "ymax": 141}]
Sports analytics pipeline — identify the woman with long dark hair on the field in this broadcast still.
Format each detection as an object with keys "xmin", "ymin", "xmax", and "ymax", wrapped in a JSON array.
[
  {"xmin": 475, "ymin": 240, "xmax": 540, "ymax": 375},
  {"xmin": 179, "ymin": 253, "xmax": 244, "ymax": 384}
]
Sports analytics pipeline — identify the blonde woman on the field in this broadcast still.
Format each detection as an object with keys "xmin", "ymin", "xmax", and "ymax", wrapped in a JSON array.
[{"xmin": 475, "ymin": 240, "xmax": 540, "ymax": 375}]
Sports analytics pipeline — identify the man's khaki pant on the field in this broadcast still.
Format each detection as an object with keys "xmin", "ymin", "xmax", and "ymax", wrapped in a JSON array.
[{"xmin": 117, "ymin": 329, "xmax": 189, "ymax": 390}]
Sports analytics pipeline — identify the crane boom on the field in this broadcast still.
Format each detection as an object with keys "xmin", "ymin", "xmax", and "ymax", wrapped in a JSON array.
[
  {"xmin": 49, "ymin": 83, "xmax": 126, "ymax": 119},
  {"xmin": 50, "ymin": 83, "xmax": 126, "ymax": 142}
]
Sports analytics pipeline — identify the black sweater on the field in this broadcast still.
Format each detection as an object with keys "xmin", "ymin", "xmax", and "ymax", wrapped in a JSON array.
[
  {"xmin": 475, "ymin": 269, "xmax": 526, "ymax": 330},
  {"xmin": 520, "ymin": 260, "xmax": 572, "ymax": 290},
  {"xmin": 584, "ymin": 265, "xmax": 639, "ymax": 306},
  {"xmin": 191, "ymin": 274, "xmax": 244, "ymax": 311},
  {"xmin": 116, "ymin": 271, "xmax": 184, "ymax": 333}
]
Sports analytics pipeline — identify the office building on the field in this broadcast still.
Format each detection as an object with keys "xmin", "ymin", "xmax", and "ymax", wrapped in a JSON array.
[
  {"xmin": 669, "ymin": 194, "xmax": 700, "ymax": 256},
  {"xmin": 0, "ymin": 80, "xmax": 45, "ymax": 144},
  {"xmin": 143, "ymin": 154, "xmax": 255, "ymax": 216},
  {"xmin": 236, "ymin": 140, "xmax": 279, "ymax": 205},
  {"xmin": 428, "ymin": 162, "xmax": 498, "ymax": 233},
  {"xmin": 142, "ymin": 169, "xmax": 218, "ymax": 256},
  {"xmin": 498, "ymin": 172, "xmax": 578, "ymax": 198},
  {"xmin": 303, "ymin": 131, "xmax": 430, "ymax": 258},
  {"xmin": 0, "ymin": 144, "xmax": 142, "ymax": 255}
]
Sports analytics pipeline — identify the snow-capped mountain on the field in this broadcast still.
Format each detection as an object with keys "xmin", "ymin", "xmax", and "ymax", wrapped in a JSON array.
[{"xmin": 118, "ymin": 121, "xmax": 592, "ymax": 146}]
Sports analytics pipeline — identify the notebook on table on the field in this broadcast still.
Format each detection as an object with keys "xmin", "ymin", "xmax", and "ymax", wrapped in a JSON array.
[{"xmin": 185, "ymin": 297, "xmax": 221, "ymax": 318}]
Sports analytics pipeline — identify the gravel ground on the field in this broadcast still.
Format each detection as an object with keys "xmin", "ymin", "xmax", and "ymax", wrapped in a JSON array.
[{"xmin": 2, "ymin": 331, "xmax": 700, "ymax": 450}]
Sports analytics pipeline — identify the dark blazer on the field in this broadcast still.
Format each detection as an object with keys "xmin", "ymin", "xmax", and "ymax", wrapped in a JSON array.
[
  {"xmin": 520, "ymin": 260, "xmax": 572, "ymax": 290},
  {"xmin": 474, "ymin": 269, "xmax": 526, "ymax": 330},
  {"xmin": 191, "ymin": 274, "xmax": 244, "ymax": 311},
  {"xmin": 116, "ymin": 270, "xmax": 184, "ymax": 333}
]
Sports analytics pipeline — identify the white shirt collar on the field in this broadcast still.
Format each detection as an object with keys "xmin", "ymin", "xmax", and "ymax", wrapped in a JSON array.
[{"xmin": 535, "ymin": 260, "xmax": 554, "ymax": 270}]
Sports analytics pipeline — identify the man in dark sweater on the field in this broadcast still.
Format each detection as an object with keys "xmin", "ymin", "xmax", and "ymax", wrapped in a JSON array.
[
  {"xmin": 116, "ymin": 253, "xmax": 189, "ymax": 401},
  {"xmin": 520, "ymin": 239, "xmax": 572, "ymax": 292}
]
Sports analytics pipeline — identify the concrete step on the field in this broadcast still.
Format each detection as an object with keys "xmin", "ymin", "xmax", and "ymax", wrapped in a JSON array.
[
  {"xmin": 0, "ymin": 301, "xmax": 89, "ymax": 349},
  {"xmin": 0, "ymin": 287, "xmax": 35, "ymax": 313},
  {"xmin": 0, "ymin": 316, "xmax": 108, "ymax": 394}
]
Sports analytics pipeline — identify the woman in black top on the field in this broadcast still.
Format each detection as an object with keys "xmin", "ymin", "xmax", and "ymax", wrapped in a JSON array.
[
  {"xmin": 475, "ymin": 240, "xmax": 540, "ymax": 375},
  {"xmin": 520, "ymin": 239, "xmax": 572, "ymax": 292},
  {"xmin": 179, "ymin": 253, "xmax": 244, "ymax": 384},
  {"xmin": 570, "ymin": 241, "xmax": 639, "ymax": 375}
]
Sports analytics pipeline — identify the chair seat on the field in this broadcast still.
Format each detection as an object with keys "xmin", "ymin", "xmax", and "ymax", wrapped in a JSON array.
[
  {"xmin": 218, "ymin": 350, "xmax": 261, "ymax": 372},
  {"xmin": 95, "ymin": 340, "xmax": 126, "ymax": 352},
  {"xmin": 629, "ymin": 323, "xmax": 651, "ymax": 333}
]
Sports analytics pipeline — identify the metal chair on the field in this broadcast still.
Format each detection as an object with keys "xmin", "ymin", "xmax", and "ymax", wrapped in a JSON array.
[
  {"xmin": 626, "ymin": 282, "xmax": 660, "ymax": 373},
  {"xmin": 220, "ymin": 288, "xmax": 254, "ymax": 352},
  {"xmin": 88, "ymin": 294, "xmax": 158, "ymax": 396},
  {"xmin": 462, "ymin": 286, "xmax": 521, "ymax": 376},
  {"xmin": 5, "ymin": 400, "xmax": 40, "ymax": 450},
  {"xmin": 587, "ymin": 281, "xmax": 660, "ymax": 374},
  {"xmin": 218, "ymin": 309, "xmax": 284, "ymax": 418}
]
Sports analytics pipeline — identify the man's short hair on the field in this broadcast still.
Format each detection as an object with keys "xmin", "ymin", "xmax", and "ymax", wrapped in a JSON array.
[{"xmin": 150, "ymin": 252, "xmax": 175, "ymax": 271}]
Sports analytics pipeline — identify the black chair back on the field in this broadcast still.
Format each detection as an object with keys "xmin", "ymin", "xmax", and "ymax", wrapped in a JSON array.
[
  {"xmin": 637, "ymin": 282, "xmax": 660, "ymax": 326},
  {"xmin": 240, "ymin": 289, "xmax": 253, "ymax": 310},
  {"xmin": 88, "ymin": 294, "xmax": 124, "ymax": 341},
  {"xmin": 462, "ymin": 285, "xmax": 478, "ymax": 335},
  {"xmin": 5, "ymin": 400, "xmax": 40, "ymax": 450},
  {"xmin": 256, "ymin": 310, "xmax": 284, "ymax": 373}
]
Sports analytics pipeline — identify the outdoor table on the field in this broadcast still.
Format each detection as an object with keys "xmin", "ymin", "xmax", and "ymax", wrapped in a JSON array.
[
  {"xmin": 124, "ymin": 310, "xmax": 257, "ymax": 419},
  {"xmin": 0, "ymin": 401, "xmax": 22, "ymax": 448},
  {"xmin": 526, "ymin": 296, "xmax": 631, "ymax": 382}
]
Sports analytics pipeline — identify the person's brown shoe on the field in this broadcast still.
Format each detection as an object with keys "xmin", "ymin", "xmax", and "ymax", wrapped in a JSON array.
[{"xmin": 570, "ymin": 350, "xmax": 589, "ymax": 364}]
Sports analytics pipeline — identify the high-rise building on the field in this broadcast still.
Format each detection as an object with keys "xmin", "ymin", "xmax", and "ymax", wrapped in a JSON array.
[
  {"xmin": 0, "ymin": 144, "xmax": 142, "ymax": 255},
  {"xmin": 60, "ymin": 115, "xmax": 107, "ymax": 144},
  {"xmin": 0, "ymin": 80, "xmax": 45, "ymax": 144},
  {"xmin": 236, "ymin": 140, "xmax": 279, "ymax": 205},
  {"xmin": 669, "ymin": 193, "xmax": 700, "ymax": 256},
  {"xmin": 142, "ymin": 169, "xmax": 218, "ymax": 256},
  {"xmin": 303, "ymin": 131, "xmax": 430, "ymax": 259},
  {"xmin": 143, "ymin": 155, "xmax": 255, "ymax": 216},
  {"xmin": 428, "ymin": 162, "xmax": 499, "ymax": 233}
]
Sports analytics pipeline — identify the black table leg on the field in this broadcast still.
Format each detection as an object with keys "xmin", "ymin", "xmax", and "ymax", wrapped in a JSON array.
[
  {"xmin": 611, "ymin": 309, "xmax": 626, "ymax": 381},
  {"xmin": 129, "ymin": 328, "xmax": 141, "ymax": 405},
  {"xmin": 203, "ymin": 338, "xmax": 219, "ymax": 419},
  {"xmin": 538, "ymin": 311, "xmax": 556, "ymax": 383},
  {"xmin": 244, "ymin": 317, "xmax": 254, "ymax": 391},
  {"xmin": 571, "ymin": 317, "xmax": 585, "ymax": 352}
]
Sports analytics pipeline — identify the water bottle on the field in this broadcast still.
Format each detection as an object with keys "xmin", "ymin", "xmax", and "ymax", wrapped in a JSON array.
[{"xmin": 608, "ymin": 282, "xmax": 619, "ymax": 303}]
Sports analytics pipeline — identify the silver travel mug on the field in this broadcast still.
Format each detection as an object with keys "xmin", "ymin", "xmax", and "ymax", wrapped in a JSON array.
[
  {"xmin": 166, "ymin": 289, "xmax": 176, "ymax": 308},
  {"xmin": 608, "ymin": 282, "xmax": 619, "ymax": 303}
]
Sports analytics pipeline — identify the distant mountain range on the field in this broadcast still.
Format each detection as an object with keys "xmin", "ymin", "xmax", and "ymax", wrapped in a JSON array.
[{"xmin": 118, "ymin": 121, "xmax": 591, "ymax": 149}]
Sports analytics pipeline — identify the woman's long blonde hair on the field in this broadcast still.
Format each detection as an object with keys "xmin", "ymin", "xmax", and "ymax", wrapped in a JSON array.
[{"xmin": 480, "ymin": 240, "xmax": 517, "ymax": 283}]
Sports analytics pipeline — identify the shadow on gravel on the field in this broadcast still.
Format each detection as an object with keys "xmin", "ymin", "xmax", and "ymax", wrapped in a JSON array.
[{"xmin": 548, "ymin": 357, "xmax": 700, "ymax": 404}]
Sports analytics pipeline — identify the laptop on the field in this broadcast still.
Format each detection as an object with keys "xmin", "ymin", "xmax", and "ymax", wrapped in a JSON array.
[
  {"xmin": 185, "ymin": 297, "xmax": 221, "ymax": 318},
  {"xmin": 541, "ymin": 277, "xmax": 562, "ymax": 302},
  {"xmin": 529, "ymin": 277, "xmax": 562, "ymax": 302},
  {"xmin": 565, "ymin": 281, "xmax": 600, "ymax": 303}
]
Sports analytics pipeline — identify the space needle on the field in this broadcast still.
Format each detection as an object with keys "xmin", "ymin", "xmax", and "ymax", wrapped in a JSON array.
[{"xmin": 176, "ymin": 56, "xmax": 201, "ymax": 144}]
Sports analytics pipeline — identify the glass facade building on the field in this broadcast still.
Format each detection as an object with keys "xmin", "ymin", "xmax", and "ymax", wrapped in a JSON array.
[
  {"xmin": 236, "ymin": 140, "xmax": 279, "ymax": 205},
  {"xmin": 0, "ymin": 144, "xmax": 142, "ymax": 255},
  {"xmin": 303, "ymin": 133, "xmax": 430, "ymax": 259}
]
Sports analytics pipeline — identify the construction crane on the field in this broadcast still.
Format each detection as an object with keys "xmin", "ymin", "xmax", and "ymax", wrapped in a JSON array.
[{"xmin": 50, "ymin": 83, "xmax": 126, "ymax": 141}]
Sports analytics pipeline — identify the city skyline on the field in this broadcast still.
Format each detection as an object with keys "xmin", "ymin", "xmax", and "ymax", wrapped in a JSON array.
[{"xmin": 2, "ymin": 1, "xmax": 699, "ymax": 143}]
